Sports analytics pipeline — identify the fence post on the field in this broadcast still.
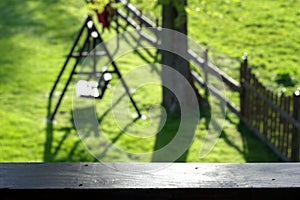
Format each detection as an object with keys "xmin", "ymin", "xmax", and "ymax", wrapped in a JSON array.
[
  {"xmin": 204, "ymin": 48, "xmax": 209, "ymax": 96},
  {"xmin": 292, "ymin": 89, "xmax": 300, "ymax": 161},
  {"xmin": 155, "ymin": 18, "xmax": 159, "ymax": 27},
  {"xmin": 240, "ymin": 53, "xmax": 248, "ymax": 117}
]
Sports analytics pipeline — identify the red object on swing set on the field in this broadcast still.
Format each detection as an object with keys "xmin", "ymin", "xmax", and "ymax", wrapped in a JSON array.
[{"xmin": 96, "ymin": 2, "xmax": 115, "ymax": 29}]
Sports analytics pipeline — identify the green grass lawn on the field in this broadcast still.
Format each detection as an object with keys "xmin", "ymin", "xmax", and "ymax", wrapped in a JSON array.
[
  {"xmin": 0, "ymin": 0, "xmax": 284, "ymax": 162},
  {"xmin": 190, "ymin": 0, "xmax": 300, "ymax": 95}
]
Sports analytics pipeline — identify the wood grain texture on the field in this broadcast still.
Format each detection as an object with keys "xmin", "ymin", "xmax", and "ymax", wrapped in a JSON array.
[{"xmin": 1, "ymin": 163, "xmax": 300, "ymax": 189}]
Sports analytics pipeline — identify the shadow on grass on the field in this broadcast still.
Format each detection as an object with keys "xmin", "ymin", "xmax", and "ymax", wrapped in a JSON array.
[
  {"xmin": 44, "ymin": 96, "xmax": 55, "ymax": 162},
  {"xmin": 45, "ymin": 93, "xmax": 282, "ymax": 162},
  {"xmin": 152, "ymin": 101, "xmax": 212, "ymax": 162},
  {"xmin": 223, "ymin": 114, "xmax": 282, "ymax": 162},
  {"xmin": 117, "ymin": 23, "xmax": 161, "ymax": 73},
  {"xmin": 237, "ymin": 122, "xmax": 282, "ymax": 162},
  {"xmin": 44, "ymin": 90, "xmax": 128, "ymax": 162},
  {"xmin": 45, "ymin": 106, "xmax": 97, "ymax": 162}
]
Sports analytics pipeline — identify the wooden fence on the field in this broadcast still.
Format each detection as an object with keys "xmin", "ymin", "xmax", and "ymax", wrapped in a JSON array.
[
  {"xmin": 240, "ymin": 55, "xmax": 300, "ymax": 161},
  {"xmin": 115, "ymin": 0, "xmax": 300, "ymax": 161}
]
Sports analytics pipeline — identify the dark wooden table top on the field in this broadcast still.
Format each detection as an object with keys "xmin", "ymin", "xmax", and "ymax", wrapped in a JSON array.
[
  {"xmin": 1, "ymin": 162, "xmax": 300, "ymax": 199},
  {"xmin": 0, "ymin": 162, "xmax": 300, "ymax": 189}
]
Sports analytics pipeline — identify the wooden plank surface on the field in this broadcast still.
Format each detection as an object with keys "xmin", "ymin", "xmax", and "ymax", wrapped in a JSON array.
[{"xmin": 0, "ymin": 162, "xmax": 300, "ymax": 189}]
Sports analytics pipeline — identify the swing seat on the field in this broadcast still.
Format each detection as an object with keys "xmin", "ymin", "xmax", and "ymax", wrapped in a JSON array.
[
  {"xmin": 75, "ymin": 80, "xmax": 100, "ymax": 98},
  {"xmin": 75, "ymin": 72, "xmax": 112, "ymax": 99}
]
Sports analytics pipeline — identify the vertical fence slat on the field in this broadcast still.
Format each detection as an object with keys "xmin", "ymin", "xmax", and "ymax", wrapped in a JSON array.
[
  {"xmin": 276, "ymin": 95, "xmax": 281, "ymax": 150},
  {"xmin": 249, "ymin": 69, "xmax": 254, "ymax": 127},
  {"xmin": 265, "ymin": 90, "xmax": 271, "ymax": 140},
  {"xmin": 285, "ymin": 96, "xmax": 289, "ymax": 157},
  {"xmin": 262, "ymin": 85, "xmax": 268, "ymax": 138},
  {"xmin": 240, "ymin": 58, "xmax": 245, "ymax": 117},
  {"xmin": 288, "ymin": 96, "xmax": 294, "ymax": 158},
  {"xmin": 271, "ymin": 93, "xmax": 277, "ymax": 146},
  {"xmin": 254, "ymin": 77, "xmax": 259, "ymax": 130},
  {"xmin": 292, "ymin": 90, "xmax": 300, "ymax": 161},
  {"xmin": 244, "ymin": 56, "xmax": 250, "ymax": 120},
  {"xmin": 258, "ymin": 81, "xmax": 264, "ymax": 134},
  {"xmin": 241, "ymin": 54, "xmax": 249, "ymax": 121},
  {"xmin": 279, "ymin": 95, "xmax": 284, "ymax": 152}
]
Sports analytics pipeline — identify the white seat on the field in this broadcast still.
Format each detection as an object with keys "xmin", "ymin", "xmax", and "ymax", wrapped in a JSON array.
[{"xmin": 75, "ymin": 80, "xmax": 100, "ymax": 98}]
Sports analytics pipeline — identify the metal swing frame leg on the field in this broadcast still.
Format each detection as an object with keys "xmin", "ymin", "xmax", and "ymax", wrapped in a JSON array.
[
  {"xmin": 48, "ymin": 17, "xmax": 91, "ymax": 122},
  {"xmin": 49, "ymin": 34, "xmax": 91, "ymax": 121},
  {"xmin": 49, "ymin": 17, "xmax": 90, "ymax": 99},
  {"xmin": 96, "ymin": 33, "xmax": 142, "ymax": 118}
]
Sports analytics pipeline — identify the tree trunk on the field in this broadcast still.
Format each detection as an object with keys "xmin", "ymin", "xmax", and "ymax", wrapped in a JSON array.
[{"xmin": 161, "ymin": 0, "xmax": 204, "ymax": 115}]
